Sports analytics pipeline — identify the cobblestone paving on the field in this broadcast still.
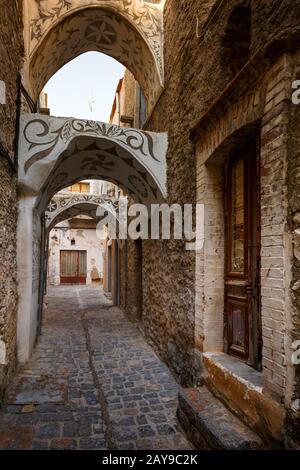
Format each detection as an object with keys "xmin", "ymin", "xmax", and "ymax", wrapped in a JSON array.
[{"xmin": 0, "ymin": 286, "xmax": 192, "ymax": 450}]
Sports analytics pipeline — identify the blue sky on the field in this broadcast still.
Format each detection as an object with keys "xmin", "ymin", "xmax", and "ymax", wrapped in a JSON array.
[{"xmin": 44, "ymin": 52, "xmax": 125, "ymax": 122}]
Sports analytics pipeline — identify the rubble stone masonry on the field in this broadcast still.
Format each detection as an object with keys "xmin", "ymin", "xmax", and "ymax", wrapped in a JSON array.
[
  {"xmin": 0, "ymin": 0, "xmax": 23, "ymax": 397},
  {"xmin": 141, "ymin": 0, "xmax": 300, "ymax": 444}
]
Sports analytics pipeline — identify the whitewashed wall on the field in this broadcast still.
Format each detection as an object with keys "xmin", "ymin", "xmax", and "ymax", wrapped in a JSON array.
[{"xmin": 48, "ymin": 221, "xmax": 103, "ymax": 285}]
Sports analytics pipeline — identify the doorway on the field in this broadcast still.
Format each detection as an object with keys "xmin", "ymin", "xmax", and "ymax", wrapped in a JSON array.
[
  {"xmin": 60, "ymin": 250, "xmax": 87, "ymax": 285},
  {"xmin": 224, "ymin": 139, "xmax": 262, "ymax": 369}
]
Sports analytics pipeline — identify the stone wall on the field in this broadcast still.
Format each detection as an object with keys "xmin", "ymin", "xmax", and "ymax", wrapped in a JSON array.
[
  {"xmin": 124, "ymin": 239, "xmax": 143, "ymax": 322},
  {"xmin": 140, "ymin": 0, "xmax": 300, "ymax": 395},
  {"xmin": 0, "ymin": 160, "xmax": 18, "ymax": 397},
  {"xmin": 122, "ymin": 70, "xmax": 136, "ymax": 124},
  {"xmin": 193, "ymin": 52, "xmax": 295, "ymax": 445},
  {"xmin": 0, "ymin": 0, "xmax": 23, "ymax": 397},
  {"xmin": 0, "ymin": 0, "xmax": 23, "ymax": 158}
]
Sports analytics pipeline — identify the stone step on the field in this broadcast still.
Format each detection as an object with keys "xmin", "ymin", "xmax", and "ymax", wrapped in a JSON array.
[{"xmin": 177, "ymin": 386, "xmax": 265, "ymax": 450}]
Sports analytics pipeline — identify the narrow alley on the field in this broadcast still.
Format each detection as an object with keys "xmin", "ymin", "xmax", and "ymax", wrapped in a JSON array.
[
  {"xmin": 1, "ymin": 0, "xmax": 300, "ymax": 454},
  {"xmin": 0, "ymin": 286, "xmax": 191, "ymax": 450}
]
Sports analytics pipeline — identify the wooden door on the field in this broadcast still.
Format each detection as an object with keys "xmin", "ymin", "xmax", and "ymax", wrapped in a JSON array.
[
  {"xmin": 60, "ymin": 250, "xmax": 87, "ymax": 284},
  {"xmin": 225, "ymin": 140, "xmax": 261, "ymax": 369}
]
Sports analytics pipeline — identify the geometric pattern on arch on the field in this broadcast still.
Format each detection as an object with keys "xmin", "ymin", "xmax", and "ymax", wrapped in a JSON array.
[
  {"xmin": 18, "ymin": 113, "xmax": 168, "ymax": 213},
  {"xmin": 45, "ymin": 194, "xmax": 119, "ymax": 231},
  {"xmin": 24, "ymin": 0, "xmax": 164, "ymax": 112}
]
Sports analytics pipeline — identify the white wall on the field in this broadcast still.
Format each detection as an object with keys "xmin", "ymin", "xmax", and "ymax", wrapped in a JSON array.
[
  {"xmin": 17, "ymin": 196, "xmax": 41, "ymax": 363},
  {"xmin": 48, "ymin": 221, "xmax": 103, "ymax": 285}
]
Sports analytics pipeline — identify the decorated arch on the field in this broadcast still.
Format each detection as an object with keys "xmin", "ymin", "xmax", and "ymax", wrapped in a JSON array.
[
  {"xmin": 23, "ymin": 0, "xmax": 164, "ymax": 112},
  {"xmin": 17, "ymin": 112, "xmax": 167, "ymax": 363},
  {"xmin": 19, "ymin": 113, "xmax": 167, "ymax": 211},
  {"xmin": 45, "ymin": 194, "xmax": 119, "ymax": 231}
]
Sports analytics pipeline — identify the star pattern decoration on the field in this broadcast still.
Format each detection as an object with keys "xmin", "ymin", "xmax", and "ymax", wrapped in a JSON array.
[
  {"xmin": 47, "ymin": 200, "xmax": 58, "ymax": 212},
  {"xmin": 85, "ymin": 21, "xmax": 117, "ymax": 45},
  {"xmin": 29, "ymin": 5, "xmax": 163, "ymax": 113}
]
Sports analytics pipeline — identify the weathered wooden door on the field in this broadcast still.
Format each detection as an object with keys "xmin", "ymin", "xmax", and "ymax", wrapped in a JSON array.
[
  {"xmin": 225, "ymin": 140, "xmax": 261, "ymax": 369},
  {"xmin": 60, "ymin": 250, "xmax": 87, "ymax": 284}
]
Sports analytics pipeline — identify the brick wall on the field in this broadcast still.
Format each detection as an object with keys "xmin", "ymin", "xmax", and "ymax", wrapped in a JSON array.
[
  {"xmin": 0, "ymin": 0, "xmax": 23, "ymax": 397},
  {"xmin": 195, "ymin": 53, "xmax": 293, "ymax": 396},
  {"xmin": 260, "ymin": 56, "xmax": 291, "ymax": 399},
  {"xmin": 285, "ymin": 49, "xmax": 300, "ymax": 448}
]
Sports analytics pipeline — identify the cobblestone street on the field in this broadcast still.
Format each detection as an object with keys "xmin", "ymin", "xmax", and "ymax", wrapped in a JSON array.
[{"xmin": 0, "ymin": 286, "xmax": 191, "ymax": 450}]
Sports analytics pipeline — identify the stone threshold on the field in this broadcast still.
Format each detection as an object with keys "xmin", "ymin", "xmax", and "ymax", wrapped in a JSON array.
[
  {"xmin": 177, "ymin": 386, "xmax": 265, "ymax": 450},
  {"xmin": 203, "ymin": 352, "xmax": 263, "ymax": 392},
  {"xmin": 202, "ymin": 352, "xmax": 285, "ymax": 445}
]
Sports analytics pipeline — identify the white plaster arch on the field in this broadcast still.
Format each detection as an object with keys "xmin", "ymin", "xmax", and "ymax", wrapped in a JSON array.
[
  {"xmin": 46, "ymin": 194, "xmax": 119, "ymax": 230},
  {"xmin": 23, "ymin": 0, "xmax": 164, "ymax": 112},
  {"xmin": 19, "ymin": 113, "xmax": 167, "ymax": 211},
  {"xmin": 17, "ymin": 112, "xmax": 167, "ymax": 363}
]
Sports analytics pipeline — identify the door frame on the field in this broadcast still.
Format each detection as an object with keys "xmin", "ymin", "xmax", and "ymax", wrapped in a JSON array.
[
  {"xmin": 224, "ymin": 138, "xmax": 262, "ymax": 369},
  {"xmin": 60, "ymin": 250, "xmax": 87, "ymax": 285}
]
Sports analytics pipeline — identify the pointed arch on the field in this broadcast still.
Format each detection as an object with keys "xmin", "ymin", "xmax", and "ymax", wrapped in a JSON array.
[
  {"xmin": 45, "ymin": 195, "xmax": 119, "ymax": 231},
  {"xmin": 24, "ymin": 2, "xmax": 164, "ymax": 113}
]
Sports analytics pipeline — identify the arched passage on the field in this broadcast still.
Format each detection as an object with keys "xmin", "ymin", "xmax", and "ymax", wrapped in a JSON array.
[
  {"xmin": 18, "ymin": 0, "xmax": 166, "ymax": 369},
  {"xmin": 45, "ymin": 195, "xmax": 119, "ymax": 231},
  {"xmin": 24, "ymin": 1, "xmax": 164, "ymax": 112},
  {"xmin": 17, "ymin": 113, "xmax": 167, "ymax": 363},
  {"xmin": 43, "ymin": 196, "xmax": 121, "ymax": 315}
]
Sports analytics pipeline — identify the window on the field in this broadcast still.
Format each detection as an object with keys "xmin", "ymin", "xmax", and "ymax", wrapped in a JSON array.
[{"xmin": 68, "ymin": 182, "xmax": 90, "ymax": 193}]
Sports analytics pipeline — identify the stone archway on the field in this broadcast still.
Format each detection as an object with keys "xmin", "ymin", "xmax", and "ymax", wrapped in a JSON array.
[
  {"xmin": 42, "ymin": 196, "xmax": 120, "ymax": 316},
  {"xmin": 23, "ymin": 0, "xmax": 164, "ymax": 112},
  {"xmin": 17, "ymin": 0, "xmax": 166, "ymax": 371},
  {"xmin": 19, "ymin": 113, "xmax": 167, "ymax": 209},
  {"xmin": 17, "ymin": 112, "xmax": 167, "ymax": 363},
  {"xmin": 45, "ymin": 194, "xmax": 119, "ymax": 231}
]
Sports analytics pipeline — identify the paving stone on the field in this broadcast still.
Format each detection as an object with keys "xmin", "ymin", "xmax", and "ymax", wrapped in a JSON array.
[
  {"xmin": 63, "ymin": 422, "xmax": 78, "ymax": 437},
  {"xmin": 0, "ymin": 286, "xmax": 192, "ymax": 450},
  {"xmin": 36, "ymin": 404, "xmax": 57, "ymax": 413},
  {"xmin": 79, "ymin": 437, "xmax": 106, "ymax": 450},
  {"xmin": 118, "ymin": 416, "xmax": 135, "ymax": 426},
  {"xmin": 114, "ymin": 427, "xmax": 138, "ymax": 442},
  {"xmin": 157, "ymin": 424, "xmax": 176, "ymax": 435},
  {"xmin": 50, "ymin": 438, "xmax": 77, "ymax": 450},
  {"xmin": 150, "ymin": 413, "xmax": 167, "ymax": 424},
  {"xmin": 138, "ymin": 425, "xmax": 156, "ymax": 437},
  {"xmin": 137, "ymin": 415, "xmax": 148, "ymax": 425},
  {"xmin": 16, "ymin": 413, "xmax": 38, "ymax": 425},
  {"xmin": 32, "ymin": 440, "xmax": 49, "ymax": 450},
  {"xmin": 37, "ymin": 423, "xmax": 61, "ymax": 439}
]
